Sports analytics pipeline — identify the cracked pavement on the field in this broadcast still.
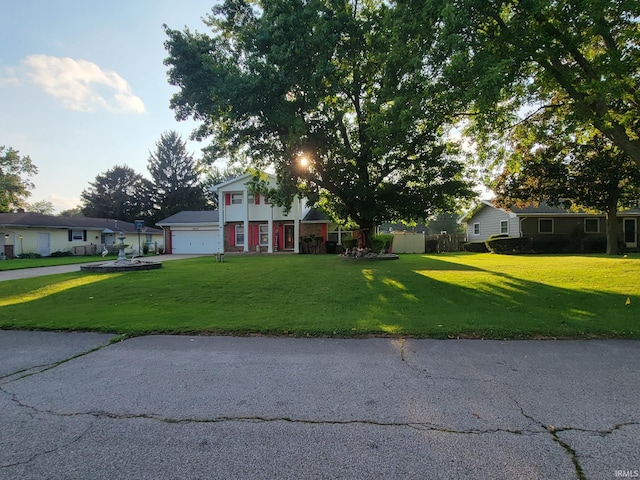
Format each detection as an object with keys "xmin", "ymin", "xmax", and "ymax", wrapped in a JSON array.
[{"xmin": 0, "ymin": 332, "xmax": 638, "ymax": 479}]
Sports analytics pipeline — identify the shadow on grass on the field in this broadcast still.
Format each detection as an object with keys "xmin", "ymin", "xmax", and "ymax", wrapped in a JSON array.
[{"xmin": 353, "ymin": 256, "xmax": 637, "ymax": 338}]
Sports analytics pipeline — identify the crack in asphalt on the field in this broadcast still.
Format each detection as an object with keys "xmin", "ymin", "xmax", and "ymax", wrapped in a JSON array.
[{"xmin": 0, "ymin": 334, "xmax": 128, "ymax": 385}]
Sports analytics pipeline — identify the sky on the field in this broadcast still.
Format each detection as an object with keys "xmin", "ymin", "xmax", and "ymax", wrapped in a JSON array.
[{"xmin": 1, "ymin": 1, "xmax": 220, "ymax": 213}]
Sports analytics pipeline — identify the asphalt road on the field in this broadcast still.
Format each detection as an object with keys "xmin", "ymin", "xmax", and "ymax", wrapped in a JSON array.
[{"xmin": 0, "ymin": 331, "xmax": 638, "ymax": 479}]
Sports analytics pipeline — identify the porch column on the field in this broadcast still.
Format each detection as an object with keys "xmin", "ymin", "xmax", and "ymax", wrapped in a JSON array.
[
  {"xmin": 267, "ymin": 206, "xmax": 273, "ymax": 253},
  {"xmin": 337, "ymin": 225, "xmax": 342, "ymax": 245},
  {"xmin": 294, "ymin": 196, "xmax": 300, "ymax": 253},
  {"xmin": 243, "ymin": 190, "xmax": 249, "ymax": 252},
  {"xmin": 218, "ymin": 190, "xmax": 225, "ymax": 253}
]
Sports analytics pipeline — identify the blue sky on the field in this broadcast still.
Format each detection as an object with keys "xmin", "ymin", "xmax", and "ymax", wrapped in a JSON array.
[{"xmin": 1, "ymin": 1, "xmax": 219, "ymax": 213}]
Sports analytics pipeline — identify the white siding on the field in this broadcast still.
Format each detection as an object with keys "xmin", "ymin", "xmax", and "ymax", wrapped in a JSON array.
[{"xmin": 466, "ymin": 204, "xmax": 517, "ymax": 241}]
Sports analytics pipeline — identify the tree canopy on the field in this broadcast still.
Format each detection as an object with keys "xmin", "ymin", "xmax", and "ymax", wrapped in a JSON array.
[
  {"xmin": 81, "ymin": 165, "xmax": 155, "ymax": 223},
  {"xmin": 164, "ymin": 0, "xmax": 475, "ymax": 236},
  {"xmin": 0, "ymin": 146, "xmax": 38, "ymax": 212},
  {"xmin": 147, "ymin": 130, "xmax": 208, "ymax": 220},
  {"xmin": 421, "ymin": 0, "xmax": 640, "ymax": 167},
  {"xmin": 492, "ymin": 100, "xmax": 640, "ymax": 254}
]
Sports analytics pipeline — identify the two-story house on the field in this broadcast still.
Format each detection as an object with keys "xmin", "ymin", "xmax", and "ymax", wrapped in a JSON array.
[{"xmin": 157, "ymin": 173, "xmax": 332, "ymax": 254}]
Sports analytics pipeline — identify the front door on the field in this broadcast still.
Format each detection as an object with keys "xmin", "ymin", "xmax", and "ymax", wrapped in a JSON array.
[
  {"xmin": 623, "ymin": 218, "xmax": 637, "ymax": 248},
  {"xmin": 284, "ymin": 224, "xmax": 295, "ymax": 250},
  {"xmin": 38, "ymin": 233, "xmax": 51, "ymax": 257}
]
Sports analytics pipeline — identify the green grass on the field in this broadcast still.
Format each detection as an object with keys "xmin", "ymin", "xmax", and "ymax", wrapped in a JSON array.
[{"xmin": 0, "ymin": 253, "xmax": 638, "ymax": 339}]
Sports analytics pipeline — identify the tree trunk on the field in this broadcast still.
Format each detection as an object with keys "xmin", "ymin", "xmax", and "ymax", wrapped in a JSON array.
[
  {"xmin": 355, "ymin": 219, "xmax": 377, "ymax": 248},
  {"xmin": 605, "ymin": 202, "xmax": 619, "ymax": 255}
]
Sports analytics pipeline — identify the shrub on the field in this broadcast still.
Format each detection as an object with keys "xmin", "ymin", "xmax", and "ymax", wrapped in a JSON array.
[
  {"xmin": 143, "ymin": 244, "xmax": 149, "ymax": 255},
  {"xmin": 18, "ymin": 252, "xmax": 42, "ymax": 259},
  {"xmin": 50, "ymin": 250, "xmax": 74, "ymax": 257},
  {"xmin": 485, "ymin": 237, "xmax": 531, "ymax": 254},
  {"xmin": 462, "ymin": 241, "xmax": 489, "ymax": 253},
  {"xmin": 342, "ymin": 238, "xmax": 357, "ymax": 249},
  {"xmin": 371, "ymin": 234, "xmax": 394, "ymax": 253}
]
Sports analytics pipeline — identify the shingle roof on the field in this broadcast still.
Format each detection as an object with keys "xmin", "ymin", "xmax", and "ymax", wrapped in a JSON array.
[
  {"xmin": 0, "ymin": 212, "xmax": 162, "ymax": 233},
  {"xmin": 156, "ymin": 210, "xmax": 219, "ymax": 225}
]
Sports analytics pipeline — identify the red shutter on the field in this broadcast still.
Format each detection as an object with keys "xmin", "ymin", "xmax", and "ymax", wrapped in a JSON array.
[
  {"xmin": 225, "ymin": 193, "xmax": 231, "ymax": 206},
  {"xmin": 255, "ymin": 193, "xmax": 260, "ymax": 205},
  {"xmin": 321, "ymin": 224, "xmax": 327, "ymax": 240}
]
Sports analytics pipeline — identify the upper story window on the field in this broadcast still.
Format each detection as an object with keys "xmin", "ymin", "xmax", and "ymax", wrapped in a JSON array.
[{"xmin": 231, "ymin": 193, "xmax": 243, "ymax": 204}]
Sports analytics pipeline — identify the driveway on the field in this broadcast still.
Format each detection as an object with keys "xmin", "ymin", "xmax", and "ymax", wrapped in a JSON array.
[
  {"xmin": 0, "ymin": 254, "xmax": 206, "ymax": 282},
  {"xmin": 0, "ymin": 331, "xmax": 638, "ymax": 479}
]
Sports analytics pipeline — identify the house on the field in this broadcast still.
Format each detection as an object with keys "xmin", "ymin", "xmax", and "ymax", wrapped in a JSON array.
[
  {"xmin": 0, "ymin": 212, "xmax": 164, "ymax": 258},
  {"xmin": 157, "ymin": 173, "xmax": 336, "ymax": 255},
  {"xmin": 460, "ymin": 200, "xmax": 640, "ymax": 251}
]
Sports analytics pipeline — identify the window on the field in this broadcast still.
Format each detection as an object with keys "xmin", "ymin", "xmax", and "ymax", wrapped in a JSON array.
[
  {"xmin": 71, "ymin": 230, "xmax": 84, "ymax": 240},
  {"xmin": 231, "ymin": 193, "xmax": 243, "ymax": 205},
  {"xmin": 259, "ymin": 224, "xmax": 269, "ymax": 246},
  {"xmin": 584, "ymin": 218, "xmax": 599, "ymax": 233},
  {"xmin": 247, "ymin": 194, "xmax": 254, "ymax": 204},
  {"xmin": 473, "ymin": 223, "xmax": 480, "ymax": 235},
  {"xmin": 235, "ymin": 224, "xmax": 244, "ymax": 245},
  {"xmin": 500, "ymin": 220, "xmax": 508, "ymax": 234},
  {"xmin": 538, "ymin": 218, "xmax": 554, "ymax": 234}
]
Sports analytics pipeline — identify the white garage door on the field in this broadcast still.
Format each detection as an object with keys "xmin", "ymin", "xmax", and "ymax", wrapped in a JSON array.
[{"xmin": 171, "ymin": 229, "xmax": 219, "ymax": 254}]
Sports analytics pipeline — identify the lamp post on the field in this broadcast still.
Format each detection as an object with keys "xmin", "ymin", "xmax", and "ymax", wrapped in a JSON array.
[{"xmin": 19, "ymin": 235, "xmax": 23, "ymax": 255}]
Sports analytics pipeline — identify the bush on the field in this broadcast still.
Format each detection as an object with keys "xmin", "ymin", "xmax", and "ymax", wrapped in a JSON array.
[
  {"xmin": 371, "ymin": 234, "xmax": 394, "ymax": 253},
  {"xmin": 462, "ymin": 241, "xmax": 489, "ymax": 253},
  {"xmin": 485, "ymin": 237, "xmax": 531, "ymax": 254},
  {"xmin": 342, "ymin": 238, "xmax": 357, "ymax": 249},
  {"xmin": 143, "ymin": 244, "xmax": 149, "ymax": 255},
  {"xmin": 17, "ymin": 252, "xmax": 42, "ymax": 259},
  {"xmin": 50, "ymin": 250, "xmax": 74, "ymax": 257}
]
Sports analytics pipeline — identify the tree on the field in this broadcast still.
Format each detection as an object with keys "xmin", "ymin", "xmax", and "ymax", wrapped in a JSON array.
[
  {"xmin": 163, "ymin": 0, "xmax": 475, "ymax": 242},
  {"xmin": 58, "ymin": 207, "xmax": 84, "ymax": 217},
  {"xmin": 492, "ymin": 105, "xmax": 640, "ymax": 254},
  {"xmin": 0, "ymin": 146, "xmax": 38, "ymax": 212},
  {"xmin": 27, "ymin": 200, "xmax": 55, "ymax": 215},
  {"xmin": 422, "ymin": 0, "xmax": 640, "ymax": 167},
  {"xmin": 147, "ymin": 131, "xmax": 207, "ymax": 220},
  {"xmin": 81, "ymin": 165, "xmax": 154, "ymax": 222}
]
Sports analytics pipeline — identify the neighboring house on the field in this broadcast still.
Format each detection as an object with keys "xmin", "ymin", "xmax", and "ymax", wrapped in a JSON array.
[
  {"xmin": 157, "ymin": 173, "xmax": 334, "ymax": 254},
  {"xmin": 0, "ymin": 212, "xmax": 164, "ymax": 258},
  {"xmin": 460, "ymin": 200, "xmax": 640, "ymax": 251}
]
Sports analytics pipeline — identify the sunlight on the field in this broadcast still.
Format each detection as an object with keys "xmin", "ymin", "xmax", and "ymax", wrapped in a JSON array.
[
  {"xmin": 0, "ymin": 275, "xmax": 119, "ymax": 307},
  {"xmin": 382, "ymin": 277, "xmax": 407, "ymax": 290}
]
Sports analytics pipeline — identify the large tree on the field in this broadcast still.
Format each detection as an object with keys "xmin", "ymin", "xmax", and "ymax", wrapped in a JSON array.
[
  {"xmin": 163, "ymin": 0, "xmax": 475, "ymax": 239},
  {"xmin": 420, "ymin": 0, "xmax": 640, "ymax": 167},
  {"xmin": 0, "ymin": 146, "xmax": 38, "ymax": 212},
  {"xmin": 81, "ymin": 165, "xmax": 154, "ymax": 223},
  {"xmin": 492, "ymin": 104, "xmax": 640, "ymax": 254},
  {"xmin": 147, "ymin": 130, "xmax": 207, "ymax": 220}
]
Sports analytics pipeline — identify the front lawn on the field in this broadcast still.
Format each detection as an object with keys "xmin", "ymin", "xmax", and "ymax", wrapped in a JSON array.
[{"xmin": 0, "ymin": 253, "xmax": 638, "ymax": 338}]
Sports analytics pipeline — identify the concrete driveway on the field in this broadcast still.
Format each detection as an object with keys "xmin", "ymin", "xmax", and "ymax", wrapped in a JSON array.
[
  {"xmin": 0, "ymin": 254, "xmax": 206, "ymax": 282},
  {"xmin": 0, "ymin": 331, "xmax": 638, "ymax": 479}
]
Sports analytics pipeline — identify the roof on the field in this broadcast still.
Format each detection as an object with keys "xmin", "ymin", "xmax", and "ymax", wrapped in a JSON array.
[
  {"xmin": 302, "ymin": 208, "xmax": 330, "ymax": 222},
  {"xmin": 156, "ymin": 210, "xmax": 219, "ymax": 225},
  {"xmin": 0, "ymin": 212, "xmax": 162, "ymax": 233},
  {"xmin": 460, "ymin": 200, "xmax": 640, "ymax": 223}
]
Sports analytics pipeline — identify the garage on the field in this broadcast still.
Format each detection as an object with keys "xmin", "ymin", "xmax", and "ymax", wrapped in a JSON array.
[
  {"xmin": 156, "ymin": 211, "xmax": 221, "ymax": 255},
  {"xmin": 171, "ymin": 229, "xmax": 219, "ymax": 254}
]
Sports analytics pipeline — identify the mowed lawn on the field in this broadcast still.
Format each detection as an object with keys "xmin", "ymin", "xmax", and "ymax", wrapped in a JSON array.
[{"xmin": 0, "ymin": 253, "xmax": 638, "ymax": 339}]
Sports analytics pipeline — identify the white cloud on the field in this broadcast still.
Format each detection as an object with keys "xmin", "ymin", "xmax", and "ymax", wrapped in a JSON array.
[{"xmin": 23, "ymin": 54, "xmax": 145, "ymax": 113}]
